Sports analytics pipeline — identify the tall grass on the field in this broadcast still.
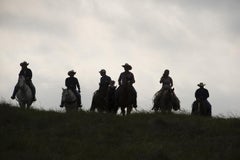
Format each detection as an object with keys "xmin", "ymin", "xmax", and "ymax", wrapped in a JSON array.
[{"xmin": 0, "ymin": 102, "xmax": 240, "ymax": 160}]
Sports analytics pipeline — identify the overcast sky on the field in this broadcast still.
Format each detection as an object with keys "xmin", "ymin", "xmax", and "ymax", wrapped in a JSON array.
[{"xmin": 0, "ymin": 0, "xmax": 240, "ymax": 116}]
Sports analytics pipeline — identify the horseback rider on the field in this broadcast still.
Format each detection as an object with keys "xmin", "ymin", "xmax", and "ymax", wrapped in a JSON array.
[
  {"xmin": 160, "ymin": 69, "xmax": 173, "ymax": 90},
  {"xmin": 61, "ymin": 70, "xmax": 82, "ymax": 108},
  {"xmin": 117, "ymin": 63, "xmax": 137, "ymax": 108},
  {"xmin": 11, "ymin": 61, "xmax": 36, "ymax": 101},
  {"xmin": 195, "ymin": 82, "xmax": 210, "ymax": 102},
  {"xmin": 152, "ymin": 69, "xmax": 173, "ymax": 110},
  {"xmin": 99, "ymin": 69, "xmax": 111, "ymax": 96},
  {"xmin": 157, "ymin": 69, "xmax": 173, "ymax": 97},
  {"xmin": 193, "ymin": 82, "xmax": 211, "ymax": 115}
]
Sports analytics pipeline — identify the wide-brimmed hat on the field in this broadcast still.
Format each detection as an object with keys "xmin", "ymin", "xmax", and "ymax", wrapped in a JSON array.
[
  {"xmin": 68, "ymin": 70, "xmax": 76, "ymax": 76},
  {"xmin": 99, "ymin": 69, "xmax": 106, "ymax": 74},
  {"xmin": 197, "ymin": 82, "xmax": 205, "ymax": 87},
  {"xmin": 122, "ymin": 63, "xmax": 132, "ymax": 70},
  {"xmin": 20, "ymin": 61, "xmax": 29, "ymax": 67}
]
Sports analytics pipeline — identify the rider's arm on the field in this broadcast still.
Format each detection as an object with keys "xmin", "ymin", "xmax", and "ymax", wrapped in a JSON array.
[
  {"xmin": 131, "ymin": 73, "xmax": 135, "ymax": 84},
  {"xmin": 76, "ymin": 79, "xmax": 80, "ymax": 92},
  {"xmin": 205, "ymin": 89, "xmax": 209, "ymax": 98},
  {"xmin": 160, "ymin": 77, "xmax": 163, "ymax": 84},
  {"xmin": 195, "ymin": 90, "xmax": 199, "ymax": 99},
  {"xmin": 118, "ymin": 73, "xmax": 122, "ymax": 86},
  {"xmin": 25, "ymin": 69, "xmax": 32, "ymax": 80},
  {"xmin": 65, "ymin": 78, "xmax": 69, "ymax": 88},
  {"xmin": 170, "ymin": 77, "xmax": 173, "ymax": 87}
]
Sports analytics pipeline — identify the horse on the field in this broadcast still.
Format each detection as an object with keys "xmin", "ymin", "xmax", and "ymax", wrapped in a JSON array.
[
  {"xmin": 15, "ymin": 75, "xmax": 34, "ymax": 109},
  {"xmin": 115, "ymin": 84, "xmax": 136, "ymax": 115},
  {"xmin": 90, "ymin": 90, "xmax": 107, "ymax": 112},
  {"xmin": 152, "ymin": 88, "xmax": 180, "ymax": 113},
  {"xmin": 60, "ymin": 88, "xmax": 78, "ymax": 112},
  {"xmin": 191, "ymin": 99, "xmax": 211, "ymax": 116},
  {"xmin": 106, "ymin": 87, "xmax": 118, "ymax": 114}
]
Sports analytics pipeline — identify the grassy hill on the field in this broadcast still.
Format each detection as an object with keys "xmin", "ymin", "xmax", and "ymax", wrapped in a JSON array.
[{"xmin": 0, "ymin": 102, "xmax": 240, "ymax": 160}]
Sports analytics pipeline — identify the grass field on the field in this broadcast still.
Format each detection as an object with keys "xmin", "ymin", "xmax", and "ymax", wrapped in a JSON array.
[{"xmin": 0, "ymin": 102, "xmax": 240, "ymax": 160}]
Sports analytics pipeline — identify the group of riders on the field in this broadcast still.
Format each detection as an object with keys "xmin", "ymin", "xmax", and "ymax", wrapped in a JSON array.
[{"xmin": 11, "ymin": 61, "xmax": 212, "ymax": 116}]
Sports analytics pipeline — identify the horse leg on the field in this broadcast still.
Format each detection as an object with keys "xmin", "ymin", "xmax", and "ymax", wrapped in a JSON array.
[
  {"xmin": 127, "ymin": 106, "xmax": 132, "ymax": 115},
  {"xmin": 65, "ymin": 107, "xmax": 70, "ymax": 113},
  {"xmin": 19, "ymin": 102, "xmax": 25, "ymax": 109},
  {"xmin": 27, "ymin": 101, "xmax": 32, "ymax": 109},
  {"xmin": 121, "ymin": 107, "xmax": 126, "ymax": 116}
]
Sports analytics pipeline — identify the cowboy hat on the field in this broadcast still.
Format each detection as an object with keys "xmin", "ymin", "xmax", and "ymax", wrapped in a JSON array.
[
  {"xmin": 20, "ymin": 61, "xmax": 29, "ymax": 66},
  {"xmin": 197, "ymin": 82, "xmax": 205, "ymax": 87},
  {"xmin": 68, "ymin": 70, "xmax": 76, "ymax": 76},
  {"xmin": 122, "ymin": 63, "xmax": 132, "ymax": 70}
]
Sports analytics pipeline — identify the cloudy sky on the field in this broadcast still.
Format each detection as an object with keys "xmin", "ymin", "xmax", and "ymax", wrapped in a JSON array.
[{"xmin": 0, "ymin": 0, "xmax": 240, "ymax": 116}]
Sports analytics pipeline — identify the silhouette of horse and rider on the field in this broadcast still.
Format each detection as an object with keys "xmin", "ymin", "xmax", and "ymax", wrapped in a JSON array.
[
  {"xmin": 60, "ymin": 70, "xmax": 82, "ymax": 112},
  {"xmin": 11, "ymin": 61, "xmax": 211, "ymax": 116},
  {"xmin": 90, "ymin": 69, "xmax": 112, "ymax": 113},
  {"xmin": 11, "ymin": 61, "xmax": 36, "ymax": 109},
  {"xmin": 115, "ymin": 63, "xmax": 137, "ymax": 115},
  {"xmin": 191, "ymin": 82, "xmax": 212, "ymax": 116},
  {"xmin": 152, "ymin": 69, "xmax": 180, "ymax": 113},
  {"xmin": 90, "ymin": 63, "xmax": 137, "ymax": 115}
]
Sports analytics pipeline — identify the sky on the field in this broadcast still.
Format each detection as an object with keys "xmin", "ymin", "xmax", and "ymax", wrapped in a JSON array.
[{"xmin": 0, "ymin": 0, "xmax": 240, "ymax": 116}]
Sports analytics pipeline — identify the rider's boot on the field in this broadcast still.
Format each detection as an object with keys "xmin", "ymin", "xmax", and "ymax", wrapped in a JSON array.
[{"xmin": 60, "ymin": 101, "xmax": 64, "ymax": 108}]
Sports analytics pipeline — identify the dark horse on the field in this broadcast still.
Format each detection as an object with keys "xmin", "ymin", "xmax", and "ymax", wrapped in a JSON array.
[
  {"xmin": 90, "ymin": 90, "xmax": 107, "ymax": 112},
  {"xmin": 152, "ymin": 88, "xmax": 180, "ymax": 113},
  {"xmin": 90, "ymin": 87, "xmax": 118, "ymax": 113},
  {"xmin": 115, "ymin": 84, "xmax": 136, "ymax": 115},
  {"xmin": 191, "ymin": 100, "xmax": 211, "ymax": 116}
]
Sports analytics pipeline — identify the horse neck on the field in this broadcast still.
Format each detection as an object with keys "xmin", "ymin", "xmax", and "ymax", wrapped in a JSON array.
[
  {"xmin": 163, "ymin": 89, "xmax": 172, "ymax": 101},
  {"xmin": 63, "ymin": 90, "xmax": 76, "ymax": 102},
  {"xmin": 18, "ymin": 77, "xmax": 28, "ymax": 91}
]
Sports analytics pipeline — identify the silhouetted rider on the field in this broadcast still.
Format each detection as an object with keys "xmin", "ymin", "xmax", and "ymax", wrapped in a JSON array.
[
  {"xmin": 99, "ymin": 69, "xmax": 111, "ymax": 96},
  {"xmin": 11, "ymin": 61, "xmax": 36, "ymax": 101},
  {"xmin": 193, "ymin": 82, "xmax": 212, "ymax": 116},
  {"xmin": 117, "ymin": 63, "xmax": 137, "ymax": 108},
  {"xmin": 64, "ymin": 70, "xmax": 82, "ymax": 108},
  {"xmin": 160, "ymin": 69, "xmax": 173, "ymax": 90},
  {"xmin": 195, "ymin": 82, "xmax": 209, "ymax": 101}
]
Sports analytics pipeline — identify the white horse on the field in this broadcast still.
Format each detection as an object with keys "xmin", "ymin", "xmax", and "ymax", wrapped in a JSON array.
[
  {"xmin": 16, "ymin": 75, "xmax": 33, "ymax": 109},
  {"xmin": 60, "ymin": 88, "xmax": 78, "ymax": 112}
]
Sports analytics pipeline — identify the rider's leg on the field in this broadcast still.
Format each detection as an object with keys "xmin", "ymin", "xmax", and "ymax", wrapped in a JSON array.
[
  {"xmin": 11, "ymin": 85, "xmax": 18, "ymax": 99},
  {"xmin": 60, "ymin": 100, "xmax": 64, "ymax": 108},
  {"xmin": 28, "ymin": 81, "xmax": 36, "ymax": 101},
  {"xmin": 203, "ymin": 100, "xmax": 212, "ymax": 116}
]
